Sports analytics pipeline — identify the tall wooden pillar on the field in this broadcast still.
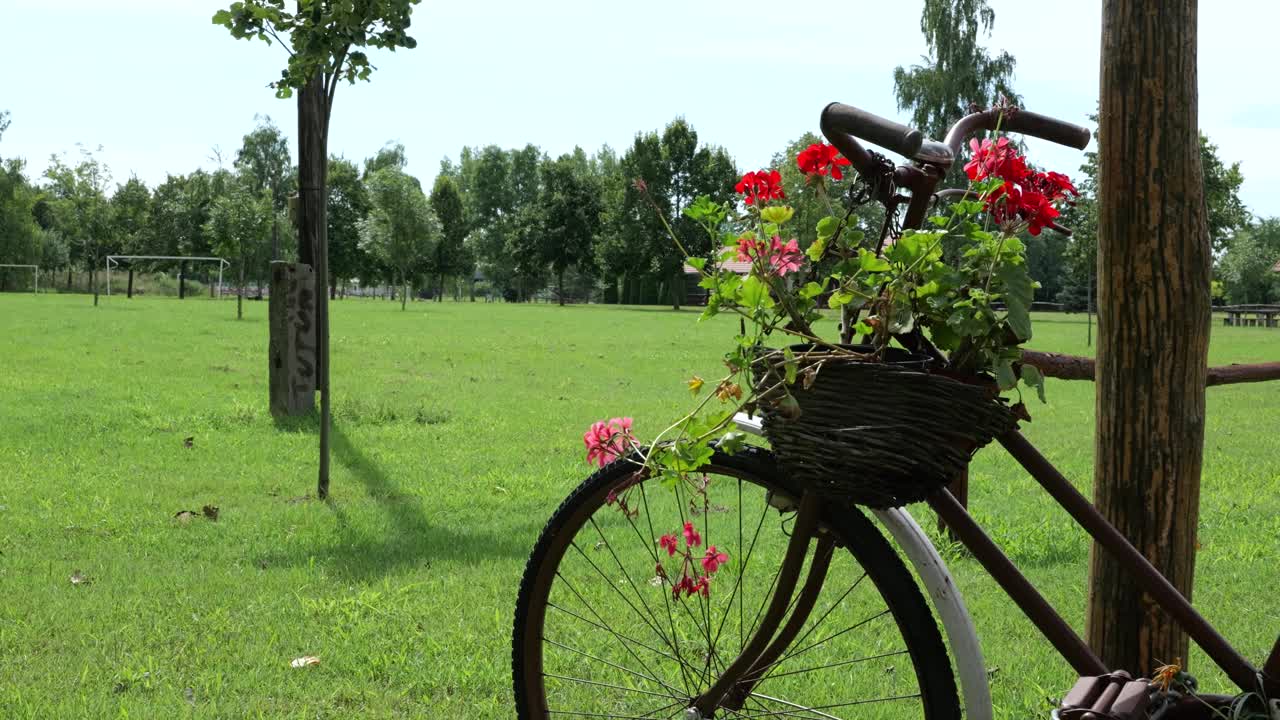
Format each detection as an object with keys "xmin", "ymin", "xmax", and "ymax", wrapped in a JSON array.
[{"xmin": 1088, "ymin": 0, "xmax": 1211, "ymax": 674}]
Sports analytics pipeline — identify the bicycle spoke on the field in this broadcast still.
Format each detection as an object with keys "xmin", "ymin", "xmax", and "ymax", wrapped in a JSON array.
[
  {"xmin": 547, "ymin": 581, "xmax": 685, "ymax": 701},
  {"xmin": 730, "ymin": 692, "xmax": 921, "ymax": 719},
  {"xmin": 543, "ymin": 672, "xmax": 675, "ymax": 700},
  {"xmin": 746, "ymin": 572, "xmax": 870, "ymax": 689},
  {"xmin": 585, "ymin": 518, "xmax": 693, "ymax": 692},
  {"xmin": 765, "ymin": 608, "xmax": 891, "ymax": 670},
  {"xmin": 635, "ymin": 480, "xmax": 698, "ymax": 696},
  {"xmin": 762, "ymin": 648, "xmax": 908, "ymax": 681},
  {"xmin": 545, "ymin": 638, "xmax": 683, "ymax": 696},
  {"xmin": 569, "ymin": 539, "xmax": 689, "ymax": 681}
]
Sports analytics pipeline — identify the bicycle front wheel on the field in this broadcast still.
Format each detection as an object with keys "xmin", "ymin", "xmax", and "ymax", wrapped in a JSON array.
[{"xmin": 513, "ymin": 446, "xmax": 960, "ymax": 719}]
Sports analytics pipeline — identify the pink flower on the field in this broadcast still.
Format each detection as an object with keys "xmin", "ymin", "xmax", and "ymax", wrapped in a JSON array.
[
  {"xmin": 736, "ymin": 236, "xmax": 763, "ymax": 263},
  {"xmin": 701, "ymin": 545, "xmax": 729, "ymax": 574},
  {"xmin": 658, "ymin": 533, "xmax": 679, "ymax": 557},
  {"xmin": 583, "ymin": 417, "xmax": 635, "ymax": 468},
  {"xmin": 682, "ymin": 521, "xmax": 701, "ymax": 548},
  {"xmin": 768, "ymin": 237, "xmax": 803, "ymax": 276},
  {"xmin": 694, "ymin": 576, "xmax": 710, "ymax": 597}
]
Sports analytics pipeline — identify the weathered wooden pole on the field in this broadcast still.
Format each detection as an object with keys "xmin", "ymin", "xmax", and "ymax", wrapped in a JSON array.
[
  {"xmin": 1089, "ymin": 0, "xmax": 1210, "ymax": 674},
  {"xmin": 296, "ymin": 69, "xmax": 332, "ymax": 499}
]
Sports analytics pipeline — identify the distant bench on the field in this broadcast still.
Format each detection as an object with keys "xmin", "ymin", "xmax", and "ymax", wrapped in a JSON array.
[{"xmin": 1221, "ymin": 304, "xmax": 1280, "ymax": 328}]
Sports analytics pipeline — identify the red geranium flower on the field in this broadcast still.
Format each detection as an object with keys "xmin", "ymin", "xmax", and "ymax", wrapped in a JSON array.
[
  {"xmin": 682, "ymin": 521, "xmax": 701, "ymax": 548},
  {"xmin": 701, "ymin": 545, "xmax": 729, "ymax": 574},
  {"xmin": 796, "ymin": 143, "xmax": 852, "ymax": 180},
  {"xmin": 658, "ymin": 533, "xmax": 679, "ymax": 557},
  {"xmin": 735, "ymin": 170, "xmax": 785, "ymax": 206}
]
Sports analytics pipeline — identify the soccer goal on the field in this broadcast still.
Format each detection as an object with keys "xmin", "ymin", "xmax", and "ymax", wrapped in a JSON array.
[
  {"xmin": 0, "ymin": 264, "xmax": 39, "ymax": 293},
  {"xmin": 106, "ymin": 256, "xmax": 230, "ymax": 299}
]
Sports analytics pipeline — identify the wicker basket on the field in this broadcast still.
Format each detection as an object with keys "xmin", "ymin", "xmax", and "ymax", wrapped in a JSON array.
[{"xmin": 753, "ymin": 345, "xmax": 1017, "ymax": 509}]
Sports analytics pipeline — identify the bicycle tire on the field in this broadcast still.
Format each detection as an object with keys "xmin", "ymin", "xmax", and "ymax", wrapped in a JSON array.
[{"xmin": 512, "ymin": 446, "xmax": 960, "ymax": 720}]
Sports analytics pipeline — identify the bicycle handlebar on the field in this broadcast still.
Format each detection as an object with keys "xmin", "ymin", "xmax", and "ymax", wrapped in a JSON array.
[
  {"xmin": 820, "ymin": 102, "xmax": 1092, "ymax": 177},
  {"xmin": 821, "ymin": 103, "xmax": 924, "ymax": 161}
]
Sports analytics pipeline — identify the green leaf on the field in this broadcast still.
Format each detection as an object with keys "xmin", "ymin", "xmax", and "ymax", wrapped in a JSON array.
[
  {"xmin": 857, "ymin": 249, "xmax": 890, "ymax": 272},
  {"xmin": 799, "ymin": 280, "xmax": 827, "ymax": 299},
  {"xmin": 995, "ymin": 359, "xmax": 1017, "ymax": 390},
  {"xmin": 718, "ymin": 431, "xmax": 748, "ymax": 455},
  {"xmin": 212, "ymin": 9, "xmax": 232, "ymax": 24},
  {"xmin": 740, "ymin": 275, "xmax": 773, "ymax": 308},
  {"xmin": 760, "ymin": 206, "xmax": 795, "ymax": 225},
  {"xmin": 805, "ymin": 235, "xmax": 827, "ymax": 262},
  {"xmin": 997, "ymin": 261, "xmax": 1035, "ymax": 341},
  {"xmin": 783, "ymin": 347, "xmax": 798, "ymax": 385},
  {"xmin": 838, "ymin": 229, "xmax": 865, "ymax": 250},
  {"xmin": 686, "ymin": 257, "xmax": 706, "ymax": 272},
  {"xmin": 815, "ymin": 216, "xmax": 839, "ymax": 241},
  {"xmin": 1020, "ymin": 364, "xmax": 1047, "ymax": 402},
  {"xmin": 828, "ymin": 290, "xmax": 855, "ymax": 309}
]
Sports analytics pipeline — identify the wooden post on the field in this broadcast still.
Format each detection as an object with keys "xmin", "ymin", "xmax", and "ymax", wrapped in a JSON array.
[
  {"xmin": 296, "ymin": 69, "xmax": 332, "ymax": 499},
  {"xmin": 1089, "ymin": 0, "xmax": 1210, "ymax": 674},
  {"xmin": 127, "ymin": 269, "xmax": 134, "ymax": 299},
  {"xmin": 179, "ymin": 261, "xmax": 186, "ymax": 299},
  {"xmin": 268, "ymin": 261, "xmax": 316, "ymax": 416}
]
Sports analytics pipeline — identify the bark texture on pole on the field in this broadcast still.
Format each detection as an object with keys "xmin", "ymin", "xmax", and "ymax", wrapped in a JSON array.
[
  {"xmin": 1090, "ymin": 0, "xmax": 1211, "ymax": 675},
  {"xmin": 297, "ymin": 70, "xmax": 332, "ymax": 499}
]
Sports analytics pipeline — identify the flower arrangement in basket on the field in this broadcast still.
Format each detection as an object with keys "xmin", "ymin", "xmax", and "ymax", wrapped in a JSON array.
[{"xmin": 582, "ymin": 114, "xmax": 1077, "ymax": 595}]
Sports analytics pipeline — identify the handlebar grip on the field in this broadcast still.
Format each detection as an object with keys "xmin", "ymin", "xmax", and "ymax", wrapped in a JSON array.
[
  {"xmin": 821, "ymin": 102, "xmax": 924, "ymax": 159},
  {"xmin": 1002, "ymin": 110, "xmax": 1091, "ymax": 150}
]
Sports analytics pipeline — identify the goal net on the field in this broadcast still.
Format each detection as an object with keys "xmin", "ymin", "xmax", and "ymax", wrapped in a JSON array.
[
  {"xmin": 0, "ymin": 264, "xmax": 39, "ymax": 293},
  {"xmin": 105, "ymin": 256, "xmax": 230, "ymax": 299}
]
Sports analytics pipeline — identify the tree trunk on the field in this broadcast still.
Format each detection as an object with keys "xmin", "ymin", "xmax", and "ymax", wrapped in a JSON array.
[
  {"xmin": 670, "ymin": 267, "xmax": 682, "ymax": 310},
  {"xmin": 1089, "ymin": 0, "xmax": 1211, "ymax": 675},
  {"xmin": 401, "ymin": 278, "xmax": 408, "ymax": 310},
  {"xmin": 237, "ymin": 264, "xmax": 245, "ymax": 320},
  {"xmin": 90, "ymin": 254, "xmax": 99, "ymax": 306},
  {"xmin": 179, "ymin": 261, "xmax": 187, "ymax": 299},
  {"xmin": 66, "ymin": 266, "xmax": 72, "ymax": 290},
  {"xmin": 297, "ymin": 68, "xmax": 332, "ymax": 500},
  {"xmin": 127, "ymin": 269, "xmax": 134, "ymax": 298},
  {"xmin": 558, "ymin": 268, "xmax": 565, "ymax": 306}
]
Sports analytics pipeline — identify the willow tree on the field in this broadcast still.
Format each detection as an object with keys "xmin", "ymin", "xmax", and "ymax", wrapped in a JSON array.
[
  {"xmin": 893, "ymin": 0, "xmax": 1019, "ymax": 143},
  {"xmin": 1090, "ymin": 0, "xmax": 1210, "ymax": 674},
  {"xmin": 214, "ymin": 0, "xmax": 422, "ymax": 499}
]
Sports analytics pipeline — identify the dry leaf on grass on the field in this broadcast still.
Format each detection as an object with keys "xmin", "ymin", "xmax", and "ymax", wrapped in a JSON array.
[
  {"xmin": 69, "ymin": 570, "xmax": 91, "ymax": 586},
  {"xmin": 183, "ymin": 436, "xmax": 194, "ymax": 449},
  {"xmin": 174, "ymin": 510, "xmax": 198, "ymax": 524},
  {"xmin": 201, "ymin": 505, "xmax": 219, "ymax": 521},
  {"xmin": 290, "ymin": 656, "xmax": 321, "ymax": 668}
]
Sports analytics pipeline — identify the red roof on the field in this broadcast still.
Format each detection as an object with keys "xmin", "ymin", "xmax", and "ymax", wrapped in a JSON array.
[{"xmin": 683, "ymin": 260, "xmax": 753, "ymax": 275}]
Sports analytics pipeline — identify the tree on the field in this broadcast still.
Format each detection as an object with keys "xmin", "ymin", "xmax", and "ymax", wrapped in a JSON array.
[
  {"xmin": 363, "ymin": 141, "xmax": 408, "ymax": 178},
  {"xmin": 428, "ymin": 175, "xmax": 469, "ymax": 301},
  {"xmin": 44, "ymin": 147, "xmax": 114, "ymax": 305},
  {"xmin": 1219, "ymin": 218, "xmax": 1280, "ymax": 304},
  {"xmin": 111, "ymin": 176, "xmax": 152, "ymax": 255},
  {"xmin": 620, "ymin": 119, "xmax": 737, "ymax": 309},
  {"xmin": 0, "ymin": 114, "xmax": 44, "ymax": 287},
  {"xmin": 205, "ymin": 179, "xmax": 272, "ymax": 319},
  {"xmin": 538, "ymin": 153, "xmax": 600, "ymax": 305},
  {"xmin": 1090, "ymin": 0, "xmax": 1210, "ymax": 675},
  {"xmin": 893, "ymin": 0, "xmax": 1018, "ymax": 145},
  {"xmin": 214, "ymin": 0, "xmax": 423, "ymax": 498},
  {"xmin": 1200, "ymin": 135, "xmax": 1248, "ymax": 252},
  {"xmin": 327, "ymin": 156, "xmax": 370, "ymax": 296},
  {"xmin": 234, "ymin": 115, "xmax": 292, "ymax": 262},
  {"xmin": 360, "ymin": 167, "xmax": 437, "ymax": 310}
]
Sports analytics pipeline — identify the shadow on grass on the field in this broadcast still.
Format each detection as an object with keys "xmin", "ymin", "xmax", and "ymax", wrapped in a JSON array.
[{"xmin": 264, "ymin": 420, "xmax": 536, "ymax": 581}]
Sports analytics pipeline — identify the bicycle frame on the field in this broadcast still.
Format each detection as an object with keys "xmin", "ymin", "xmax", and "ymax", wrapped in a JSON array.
[{"xmin": 688, "ymin": 106, "xmax": 1280, "ymax": 715}]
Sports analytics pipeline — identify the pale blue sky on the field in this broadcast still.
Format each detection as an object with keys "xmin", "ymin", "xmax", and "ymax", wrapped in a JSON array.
[{"xmin": 3, "ymin": 0, "xmax": 1278, "ymax": 217}]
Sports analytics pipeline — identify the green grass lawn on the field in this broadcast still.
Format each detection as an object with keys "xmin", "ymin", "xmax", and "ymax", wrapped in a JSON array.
[{"xmin": 0, "ymin": 294, "xmax": 1276, "ymax": 718}]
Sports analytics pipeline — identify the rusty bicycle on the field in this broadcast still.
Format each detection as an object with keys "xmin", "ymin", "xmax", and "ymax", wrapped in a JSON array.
[{"xmin": 511, "ymin": 102, "xmax": 1280, "ymax": 720}]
